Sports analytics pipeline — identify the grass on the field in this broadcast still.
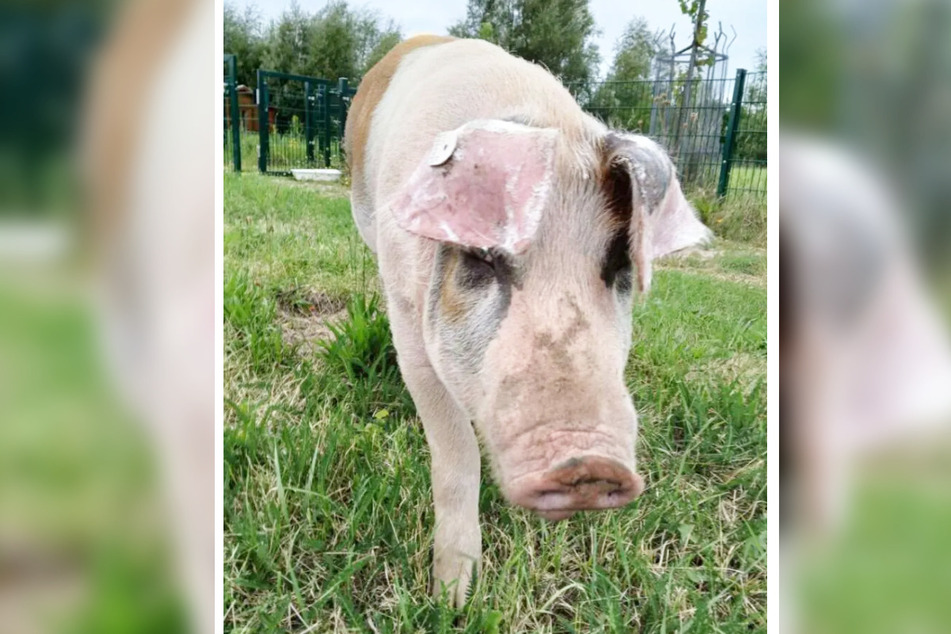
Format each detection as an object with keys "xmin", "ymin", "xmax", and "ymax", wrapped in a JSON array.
[
  {"xmin": 0, "ymin": 271, "xmax": 186, "ymax": 633},
  {"xmin": 725, "ymin": 165, "xmax": 766, "ymax": 197},
  {"xmin": 223, "ymin": 172, "xmax": 767, "ymax": 632},
  {"xmin": 690, "ymin": 169, "xmax": 767, "ymax": 248},
  {"xmin": 224, "ymin": 129, "xmax": 346, "ymax": 173},
  {"xmin": 796, "ymin": 451, "xmax": 951, "ymax": 633}
]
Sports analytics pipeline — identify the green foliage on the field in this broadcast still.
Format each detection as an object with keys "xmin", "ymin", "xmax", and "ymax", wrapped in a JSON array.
[
  {"xmin": 449, "ymin": 0, "xmax": 601, "ymax": 87},
  {"xmin": 689, "ymin": 169, "xmax": 767, "ymax": 245},
  {"xmin": 224, "ymin": 0, "xmax": 401, "ymax": 86},
  {"xmin": 223, "ymin": 3, "xmax": 266, "ymax": 87},
  {"xmin": 317, "ymin": 293, "xmax": 413, "ymax": 421},
  {"xmin": 582, "ymin": 17, "xmax": 660, "ymax": 131},
  {"xmin": 610, "ymin": 17, "xmax": 660, "ymax": 83},
  {"xmin": 677, "ymin": 0, "xmax": 711, "ymax": 64}
]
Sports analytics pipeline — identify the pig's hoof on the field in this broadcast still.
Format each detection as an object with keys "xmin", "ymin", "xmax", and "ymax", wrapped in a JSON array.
[{"xmin": 433, "ymin": 555, "xmax": 479, "ymax": 607}]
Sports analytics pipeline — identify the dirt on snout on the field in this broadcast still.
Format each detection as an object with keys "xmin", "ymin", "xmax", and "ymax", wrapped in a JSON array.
[{"xmin": 276, "ymin": 290, "xmax": 348, "ymax": 356}]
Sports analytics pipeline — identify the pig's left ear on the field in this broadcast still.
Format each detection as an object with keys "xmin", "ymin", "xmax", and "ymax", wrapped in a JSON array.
[
  {"xmin": 389, "ymin": 120, "xmax": 558, "ymax": 254},
  {"xmin": 602, "ymin": 132, "xmax": 712, "ymax": 292}
]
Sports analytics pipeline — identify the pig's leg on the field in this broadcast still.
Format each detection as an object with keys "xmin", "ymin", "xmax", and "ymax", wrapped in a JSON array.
[
  {"xmin": 404, "ymin": 364, "xmax": 482, "ymax": 606},
  {"xmin": 388, "ymin": 310, "xmax": 482, "ymax": 606}
]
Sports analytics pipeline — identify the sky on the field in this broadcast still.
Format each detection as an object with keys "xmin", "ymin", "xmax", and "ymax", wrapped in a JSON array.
[{"xmin": 229, "ymin": 0, "xmax": 766, "ymax": 79}]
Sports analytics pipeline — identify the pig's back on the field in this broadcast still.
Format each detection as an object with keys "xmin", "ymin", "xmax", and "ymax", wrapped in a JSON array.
[{"xmin": 346, "ymin": 36, "xmax": 595, "ymax": 251}]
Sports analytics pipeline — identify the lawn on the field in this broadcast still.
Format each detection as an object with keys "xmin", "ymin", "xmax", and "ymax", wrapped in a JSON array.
[
  {"xmin": 726, "ymin": 164, "xmax": 766, "ymax": 196},
  {"xmin": 223, "ymin": 173, "xmax": 767, "ymax": 632},
  {"xmin": 0, "ymin": 271, "xmax": 185, "ymax": 632}
]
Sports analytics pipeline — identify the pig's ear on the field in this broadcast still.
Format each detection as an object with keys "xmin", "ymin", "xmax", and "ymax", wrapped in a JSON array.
[
  {"xmin": 389, "ymin": 120, "xmax": 558, "ymax": 254},
  {"xmin": 603, "ymin": 133, "xmax": 712, "ymax": 292}
]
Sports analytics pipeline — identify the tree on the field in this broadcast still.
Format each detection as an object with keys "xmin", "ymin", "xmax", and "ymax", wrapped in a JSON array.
[
  {"xmin": 449, "ymin": 0, "xmax": 600, "ymax": 88},
  {"xmin": 676, "ymin": 0, "xmax": 713, "ymax": 67},
  {"xmin": 610, "ymin": 17, "xmax": 660, "ymax": 82},
  {"xmin": 586, "ymin": 17, "xmax": 661, "ymax": 131},
  {"xmin": 302, "ymin": 2, "xmax": 400, "ymax": 81},
  {"xmin": 248, "ymin": 1, "xmax": 401, "ymax": 135},
  {"xmin": 223, "ymin": 2, "xmax": 266, "ymax": 87},
  {"xmin": 250, "ymin": 1, "xmax": 400, "ymax": 82},
  {"xmin": 735, "ymin": 49, "xmax": 766, "ymax": 162},
  {"xmin": 262, "ymin": 1, "xmax": 310, "ymax": 77}
]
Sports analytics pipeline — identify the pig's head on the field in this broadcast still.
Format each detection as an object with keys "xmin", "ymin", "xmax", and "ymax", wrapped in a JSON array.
[{"xmin": 390, "ymin": 119, "xmax": 711, "ymax": 520}]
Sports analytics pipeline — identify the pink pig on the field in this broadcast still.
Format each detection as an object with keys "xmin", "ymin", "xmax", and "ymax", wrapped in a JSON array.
[{"xmin": 345, "ymin": 35, "xmax": 711, "ymax": 605}]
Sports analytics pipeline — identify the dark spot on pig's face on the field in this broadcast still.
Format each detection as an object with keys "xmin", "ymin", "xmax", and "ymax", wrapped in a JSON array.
[
  {"xmin": 599, "ymin": 145, "xmax": 636, "ymax": 295},
  {"xmin": 602, "ymin": 132, "xmax": 672, "ymax": 216},
  {"xmin": 601, "ymin": 230, "xmax": 633, "ymax": 295},
  {"xmin": 427, "ymin": 244, "xmax": 516, "ymax": 376}
]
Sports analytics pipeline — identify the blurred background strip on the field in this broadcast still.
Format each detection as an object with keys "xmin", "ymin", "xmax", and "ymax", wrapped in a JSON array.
[
  {"xmin": 0, "ymin": 1, "xmax": 214, "ymax": 633},
  {"xmin": 781, "ymin": 1, "xmax": 951, "ymax": 633}
]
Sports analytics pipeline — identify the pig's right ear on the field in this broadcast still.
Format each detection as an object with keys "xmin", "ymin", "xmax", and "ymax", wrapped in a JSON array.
[
  {"xmin": 388, "ymin": 120, "xmax": 559, "ymax": 255},
  {"xmin": 603, "ymin": 133, "xmax": 712, "ymax": 292}
]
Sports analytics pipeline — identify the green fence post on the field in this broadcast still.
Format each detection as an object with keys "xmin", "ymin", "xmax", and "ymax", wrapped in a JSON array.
[
  {"xmin": 305, "ymin": 80, "xmax": 315, "ymax": 165},
  {"xmin": 717, "ymin": 68, "xmax": 747, "ymax": 198},
  {"xmin": 336, "ymin": 77, "xmax": 348, "ymax": 164},
  {"xmin": 257, "ymin": 70, "xmax": 269, "ymax": 173},
  {"xmin": 225, "ymin": 54, "xmax": 241, "ymax": 171},
  {"xmin": 321, "ymin": 84, "xmax": 332, "ymax": 167}
]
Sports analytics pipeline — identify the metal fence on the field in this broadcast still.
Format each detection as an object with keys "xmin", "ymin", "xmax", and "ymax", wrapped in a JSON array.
[
  {"xmin": 223, "ymin": 56, "xmax": 765, "ymax": 199},
  {"xmin": 568, "ymin": 68, "xmax": 766, "ymax": 199},
  {"xmin": 222, "ymin": 60, "xmax": 356, "ymax": 174},
  {"xmin": 255, "ymin": 70, "xmax": 355, "ymax": 174},
  {"xmin": 223, "ymin": 54, "xmax": 240, "ymax": 171},
  {"xmin": 721, "ymin": 70, "xmax": 766, "ymax": 198}
]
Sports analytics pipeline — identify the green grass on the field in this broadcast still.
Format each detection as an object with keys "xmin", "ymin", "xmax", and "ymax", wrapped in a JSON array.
[
  {"xmin": 224, "ymin": 129, "xmax": 346, "ymax": 173},
  {"xmin": 797, "ymin": 452, "xmax": 951, "ymax": 633},
  {"xmin": 0, "ymin": 272, "xmax": 185, "ymax": 633},
  {"xmin": 725, "ymin": 165, "xmax": 766, "ymax": 197},
  {"xmin": 223, "ymin": 172, "xmax": 767, "ymax": 632}
]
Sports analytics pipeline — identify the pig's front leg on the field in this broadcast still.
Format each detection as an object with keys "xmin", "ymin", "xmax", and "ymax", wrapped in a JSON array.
[{"xmin": 401, "ymin": 361, "xmax": 482, "ymax": 606}]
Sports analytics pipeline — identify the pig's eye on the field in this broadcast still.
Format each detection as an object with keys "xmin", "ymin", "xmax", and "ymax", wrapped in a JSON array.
[{"xmin": 459, "ymin": 247, "xmax": 501, "ymax": 286}]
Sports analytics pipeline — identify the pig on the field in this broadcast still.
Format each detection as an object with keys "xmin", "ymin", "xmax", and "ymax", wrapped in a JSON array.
[
  {"xmin": 344, "ymin": 35, "xmax": 711, "ymax": 606},
  {"xmin": 781, "ymin": 136, "xmax": 951, "ymax": 536},
  {"xmin": 83, "ymin": 0, "xmax": 214, "ymax": 631}
]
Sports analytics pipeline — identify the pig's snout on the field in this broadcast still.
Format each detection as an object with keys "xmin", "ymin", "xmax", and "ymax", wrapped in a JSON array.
[{"xmin": 507, "ymin": 456, "xmax": 645, "ymax": 521}]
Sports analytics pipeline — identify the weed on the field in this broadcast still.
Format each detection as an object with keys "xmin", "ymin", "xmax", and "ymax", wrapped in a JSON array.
[{"xmin": 315, "ymin": 292, "xmax": 413, "ymax": 421}]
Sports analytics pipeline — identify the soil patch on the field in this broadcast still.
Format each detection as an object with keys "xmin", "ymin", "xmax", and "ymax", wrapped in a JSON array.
[{"xmin": 276, "ymin": 290, "xmax": 348, "ymax": 355}]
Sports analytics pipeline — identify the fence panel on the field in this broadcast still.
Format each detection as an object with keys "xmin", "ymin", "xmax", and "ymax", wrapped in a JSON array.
[
  {"xmin": 223, "ymin": 54, "xmax": 240, "ymax": 171},
  {"xmin": 567, "ymin": 69, "xmax": 766, "ymax": 199},
  {"xmin": 229, "ymin": 66, "xmax": 765, "ymax": 191},
  {"xmin": 724, "ymin": 71, "xmax": 767, "ymax": 198},
  {"xmin": 250, "ymin": 70, "xmax": 354, "ymax": 174}
]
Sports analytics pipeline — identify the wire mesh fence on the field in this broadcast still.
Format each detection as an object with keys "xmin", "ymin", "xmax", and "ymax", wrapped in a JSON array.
[
  {"xmin": 254, "ymin": 70, "xmax": 354, "ymax": 174},
  {"xmin": 728, "ymin": 71, "xmax": 766, "ymax": 197},
  {"xmin": 567, "ymin": 69, "xmax": 766, "ymax": 199},
  {"xmin": 222, "ymin": 56, "xmax": 765, "ymax": 199},
  {"xmin": 223, "ymin": 54, "xmax": 240, "ymax": 172}
]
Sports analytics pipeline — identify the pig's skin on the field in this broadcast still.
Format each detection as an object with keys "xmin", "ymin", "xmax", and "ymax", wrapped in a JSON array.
[
  {"xmin": 345, "ymin": 36, "xmax": 710, "ymax": 606},
  {"xmin": 83, "ymin": 0, "xmax": 215, "ymax": 631}
]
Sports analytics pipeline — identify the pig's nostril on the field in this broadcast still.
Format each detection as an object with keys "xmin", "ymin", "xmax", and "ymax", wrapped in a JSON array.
[{"xmin": 508, "ymin": 455, "xmax": 645, "ymax": 516}]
